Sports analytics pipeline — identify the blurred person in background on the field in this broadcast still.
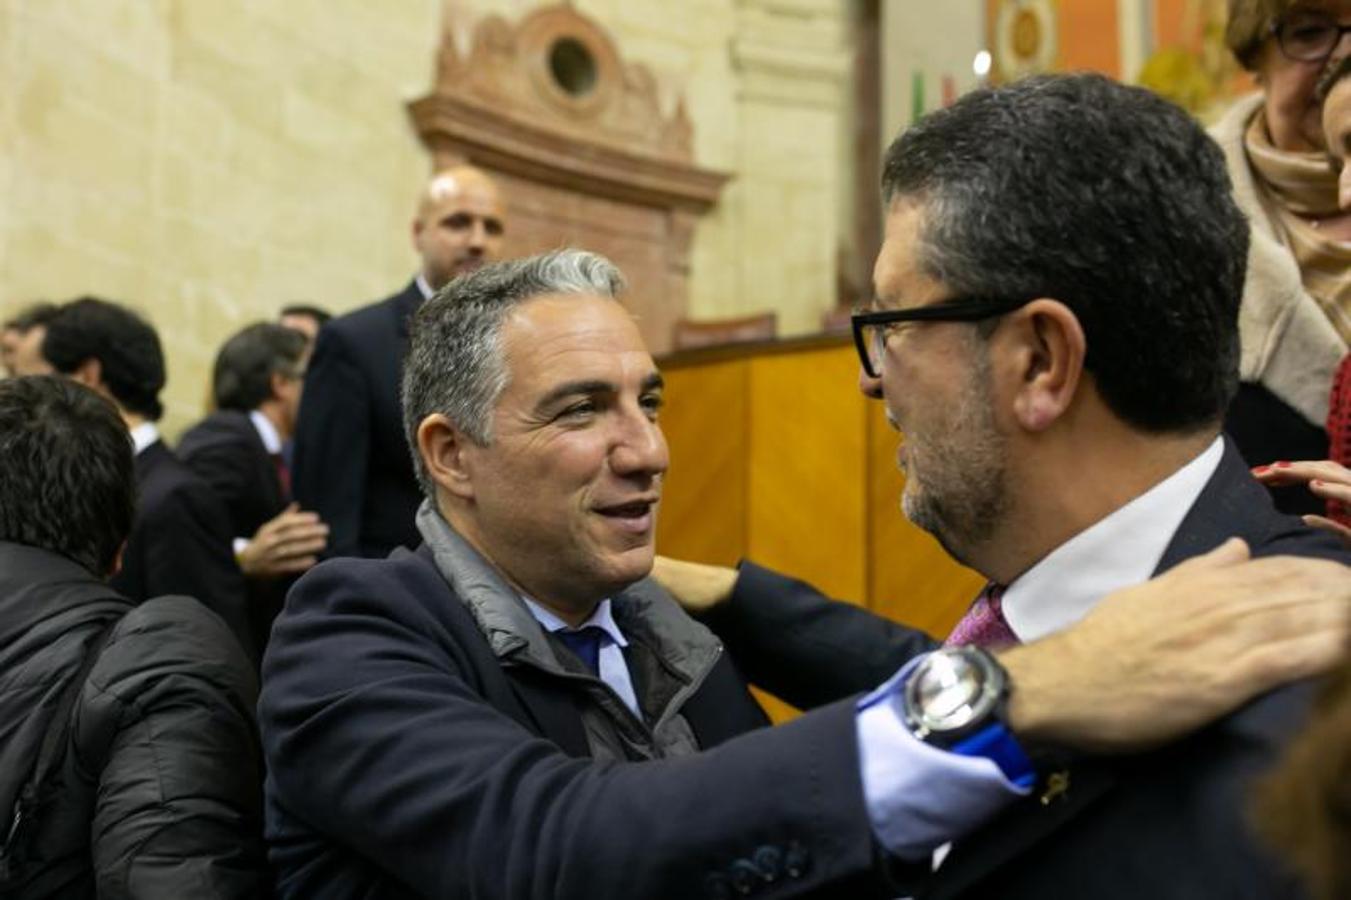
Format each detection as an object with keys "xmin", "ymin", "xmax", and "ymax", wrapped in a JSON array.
[
  {"xmin": 178, "ymin": 323, "xmax": 329, "ymax": 659},
  {"xmin": 277, "ymin": 303, "xmax": 330, "ymax": 350},
  {"xmin": 1252, "ymin": 53, "xmax": 1351, "ymax": 535},
  {"xmin": 1216, "ymin": 0, "xmax": 1351, "ymax": 514},
  {"xmin": 40, "ymin": 297, "xmax": 253, "ymax": 662},
  {"xmin": 0, "ymin": 376, "xmax": 263, "ymax": 899},
  {"xmin": 1, "ymin": 302, "xmax": 57, "ymax": 377},
  {"xmin": 290, "ymin": 165, "xmax": 506, "ymax": 559},
  {"xmin": 1255, "ymin": 501, "xmax": 1351, "ymax": 900}
]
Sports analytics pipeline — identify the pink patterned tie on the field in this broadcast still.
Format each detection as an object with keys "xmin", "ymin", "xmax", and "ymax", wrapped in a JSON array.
[{"xmin": 945, "ymin": 584, "xmax": 1019, "ymax": 649}]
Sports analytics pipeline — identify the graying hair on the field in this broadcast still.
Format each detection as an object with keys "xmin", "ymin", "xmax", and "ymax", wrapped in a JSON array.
[{"xmin": 401, "ymin": 249, "xmax": 627, "ymax": 498}]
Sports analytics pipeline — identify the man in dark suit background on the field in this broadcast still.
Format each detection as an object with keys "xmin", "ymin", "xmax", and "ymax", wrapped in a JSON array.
[
  {"xmin": 655, "ymin": 74, "xmax": 1351, "ymax": 898},
  {"xmin": 179, "ymin": 322, "xmax": 329, "ymax": 656},
  {"xmin": 291, "ymin": 165, "xmax": 506, "ymax": 559},
  {"xmin": 39, "ymin": 297, "xmax": 253, "ymax": 661}
]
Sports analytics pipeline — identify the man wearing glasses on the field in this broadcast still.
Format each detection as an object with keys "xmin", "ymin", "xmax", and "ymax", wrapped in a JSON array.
[{"xmin": 658, "ymin": 73, "xmax": 1351, "ymax": 898}]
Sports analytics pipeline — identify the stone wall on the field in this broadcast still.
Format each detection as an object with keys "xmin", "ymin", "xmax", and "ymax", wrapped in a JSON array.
[{"xmin": 0, "ymin": 0, "xmax": 858, "ymax": 435}]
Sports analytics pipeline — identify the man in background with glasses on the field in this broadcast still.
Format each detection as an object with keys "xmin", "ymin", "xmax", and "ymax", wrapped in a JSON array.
[{"xmin": 658, "ymin": 73, "xmax": 1351, "ymax": 898}]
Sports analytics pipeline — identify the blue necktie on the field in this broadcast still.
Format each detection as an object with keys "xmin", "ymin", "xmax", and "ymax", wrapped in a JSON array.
[{"xmin": 555, "ymin": 626, "xmax": 606, "ymax": 675}]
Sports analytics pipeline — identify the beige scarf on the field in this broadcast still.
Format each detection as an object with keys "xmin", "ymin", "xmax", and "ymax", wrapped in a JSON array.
[{"xmin": 1244, "ymin": 114, "xmax": 1351, "ymax": 346}]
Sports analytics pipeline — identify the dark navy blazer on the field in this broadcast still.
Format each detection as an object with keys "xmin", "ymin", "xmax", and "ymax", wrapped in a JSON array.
[
  {"xmin": 260, "ymin": 546, "xmax": 894, "ymax": 900},
  {"xmin": 291, "ymin": 281, "xmax": 424, "ymax": 560}
]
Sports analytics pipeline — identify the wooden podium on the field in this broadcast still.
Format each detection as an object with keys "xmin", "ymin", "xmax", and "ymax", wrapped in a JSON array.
[{"xmin": 655, "ymin": 335, "xmax": 986, "ymax": 717}]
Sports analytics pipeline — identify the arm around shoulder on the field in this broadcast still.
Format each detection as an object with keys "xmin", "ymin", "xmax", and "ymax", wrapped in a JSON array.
[
  {"xmin": 261, "ymin": 558, "xmax": 886, "ymax": 900},
  {"xmin": 700, "ymin": 561, "xmax": 941, "ymax": 708}
]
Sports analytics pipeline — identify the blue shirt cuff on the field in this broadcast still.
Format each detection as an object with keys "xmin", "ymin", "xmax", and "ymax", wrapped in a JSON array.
[{"xmin": 855, "ymin": 657, "xmax": 1031, "ymax": 861}]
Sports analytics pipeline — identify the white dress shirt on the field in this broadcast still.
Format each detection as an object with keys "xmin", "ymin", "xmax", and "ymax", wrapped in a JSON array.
[
  {"xmin": 521, "ymin": 596, "xmax": 642, "ymax": 718},
  {"xmin": 415, "ymin": 273, "xmax": 434, "ymax": 302},
  {"xmin": 129, "ymin": 421, "xmax": 159, "ymax": 456},
  {"xmin": 249, "ymin": 409, "xmax": 283, "ymax": 455},
  {"xmin": 232, "ymin": 411, "xmax": 287, "ymax": 556}
]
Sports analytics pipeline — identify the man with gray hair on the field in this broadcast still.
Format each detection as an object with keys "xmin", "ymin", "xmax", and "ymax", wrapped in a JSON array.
[{"xmin": 259, "ymin": 247, "xmax": 1351, "ymax": 900}]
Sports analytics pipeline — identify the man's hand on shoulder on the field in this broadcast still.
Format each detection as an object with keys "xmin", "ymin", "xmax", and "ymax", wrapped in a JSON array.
[
  {"xmin": 651, "ymin": 555, "xmax": 738, "ymax": 615},
  {"xmin": 1002, "ymin": 538, "xmax": 1351, "ymax": 752}
]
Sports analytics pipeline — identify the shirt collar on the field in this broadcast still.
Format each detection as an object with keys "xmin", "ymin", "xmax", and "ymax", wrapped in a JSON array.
[
  {"xmin": 248, "ymin": 409, "xmax": 283, "ymax": 455},
  {"xmin": 415, "ymin": 273, "xmax": 434, "ymax": 301},
  {"xmin": 521, "ymin": 595, "xmax": 630, "ymax": 649},
  {"xmin": 129, "ymin": 422, "xmax": 160, "ymax": 456},
  {"xmin": 1002, "ymin": 436, "xmax": 1225, "ymax": 643}
]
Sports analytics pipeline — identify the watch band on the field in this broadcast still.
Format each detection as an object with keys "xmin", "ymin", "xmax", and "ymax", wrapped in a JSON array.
[
  {"xmin": 898, "ymin": 646, "xmax": 1039, "ymax": 789},
  {"xmin": 952, "ymin": 720, "xmax": 1038, "ymax": 789}
]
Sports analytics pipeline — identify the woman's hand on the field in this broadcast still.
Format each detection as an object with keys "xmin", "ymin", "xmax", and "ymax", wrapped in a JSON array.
[{"xmin": 1253, "ymin": 460, "xmax": 1351, "ymax": 547}]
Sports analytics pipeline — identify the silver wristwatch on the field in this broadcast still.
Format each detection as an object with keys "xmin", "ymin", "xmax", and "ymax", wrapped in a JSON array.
[
  {"xmin": 899, "ymin": 645, "xmax": 1009, "ymax": 746},
  {"xmin": 896, "ymin": 645, "xmax": 1038, "ymax": 786}
]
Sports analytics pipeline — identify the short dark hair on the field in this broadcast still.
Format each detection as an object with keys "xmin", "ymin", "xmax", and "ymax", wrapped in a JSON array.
[
  {"xmin": 0, "ymin": 376, "xmax": 135, "ymax": 576},
  {"xmin": 279, "ymin": 304, "xmax": 331, "ymax": 327},
  {"xmin": 881, "ymin": 73, "xmax": 1247, "ymax": 433},
  {"xmin": 3, "ymin": 301, "xmax": 59, "ymax": 332},
  {"xmin": 42, "ymin": 297, "xmax": 166, "ymax": 421},
  {"xmin": 212, "ymin": 322, "xmax": 308, "ymax": 412}
]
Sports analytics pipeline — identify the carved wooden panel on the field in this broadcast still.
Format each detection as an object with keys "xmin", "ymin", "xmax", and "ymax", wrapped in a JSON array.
[{"xmin": 409, "ymin": 5, "xmax": 728, "ymax": 354}]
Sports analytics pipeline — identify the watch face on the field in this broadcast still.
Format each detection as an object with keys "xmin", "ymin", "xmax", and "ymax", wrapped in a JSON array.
[{"xmin": 907, "ymin": 648, "xmax": 1001, "ymax": 737}]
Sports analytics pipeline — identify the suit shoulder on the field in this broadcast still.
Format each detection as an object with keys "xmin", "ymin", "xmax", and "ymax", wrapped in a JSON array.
[
  {"xmin": 1252, "ymin": 519, "xmax": 1351, "ymax": 564},
  {"xmin": 137, "ymin": 445, "xmax": 203, "ymax": 503},
  {"xmin": 287, "ymin": 549, "xmax": 444, "ymax": 616},
  {"xmin": 266, "ymin": 550, "xmax": 462, "ymax": 682},
  {"xmin": 1217, "ymin": 679, "xmax": 1318, "ymax": 744},
  {"xmin": 177, "ymin": 411, "xmax": 255, "ymax": 457},
  {"xmin": 326, "ymin": 288, "xmax": 415, "ymax": 339},
  {"xmin": 143, "ymin": 453, "xmax": 220, "ymax": 508}
]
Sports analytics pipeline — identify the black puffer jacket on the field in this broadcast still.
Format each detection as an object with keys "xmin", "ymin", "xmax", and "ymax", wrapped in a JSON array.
[{"xmin": 0, "ymin": 542, "xmax": 265, "ymax": 899}]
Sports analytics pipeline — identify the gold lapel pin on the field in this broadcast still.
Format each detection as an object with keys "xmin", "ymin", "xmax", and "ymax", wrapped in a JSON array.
[{"xmin": 1040, "ymin": 770, "xmax": 1071, "ymax": 806}]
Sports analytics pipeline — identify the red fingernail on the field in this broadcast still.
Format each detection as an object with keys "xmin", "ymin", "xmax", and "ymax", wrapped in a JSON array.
[
  {"xmin": 1252, "ymin": 465, "xmax": 1269, "ymax": 474},
  {"xmin": 1275, "ymin": 461, "xmax": 1292, "ymax": 468},
  {"xmin": 1312, "ymin": 479, "xmax": 1324, "ymax": 486}
]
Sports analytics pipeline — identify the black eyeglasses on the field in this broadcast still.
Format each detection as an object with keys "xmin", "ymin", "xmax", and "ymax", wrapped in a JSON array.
[
  {"xmin": 1272, "ymin": 11, "xmax": 1351, "ymax": 63},
  {"xmin": 851, "ymin": 295, "xmax": 1034, "ymax": 379}
]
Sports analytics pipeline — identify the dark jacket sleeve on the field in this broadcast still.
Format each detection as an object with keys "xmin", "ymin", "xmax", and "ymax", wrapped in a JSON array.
[
  {"xmin": 260, "ymin": 560, "xmax": 884, "ymax": 900},
  {"xmin": 291, "ymin": 325, "xmax": 369, "ymax": 558},
  {"xmin": 140, "ymin": 477, "xmax": 253, "ymax": 663},
  {"xmin": 699, "ymin": 562, "xmax": 942, "ymax": 709},
  {"xmin": 80, "ymin": 596, "xmax": 265, "ymax": 900}
]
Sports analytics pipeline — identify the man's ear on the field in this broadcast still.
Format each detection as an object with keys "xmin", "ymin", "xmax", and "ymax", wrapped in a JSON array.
[
  {"xmin": 1005, "ymin": 299, "xmax": 1086, "ymax": 433},
  {"xmin": 70, "ymin": 357, "xmax": 103, "ymax": 390},
  {"xmin": 417, "ymin": 413, "xmax": 477, "ymax": 501}
]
